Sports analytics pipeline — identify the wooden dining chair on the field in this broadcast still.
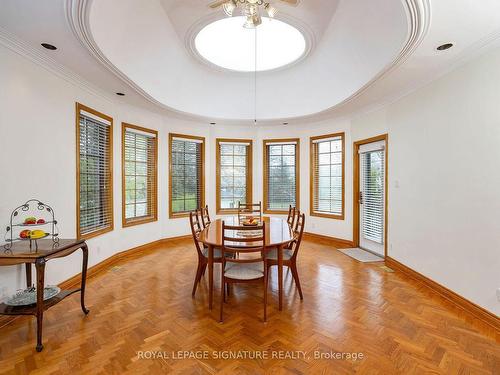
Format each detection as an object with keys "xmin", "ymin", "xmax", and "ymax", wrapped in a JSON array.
[
  {"xmin": 190, "ymin": 210, "xmax": 224, "ymax": 297},
  {"xmin": 220, "ymin": 221, "xmax": 268, "ymax": 322},
  {"xmin": 237, "ymin": 201, "xmax": 262, "ymax": 222},
  {"xmin": 267, "ymin": 212, "xmax": 305, "ymax": 300}
]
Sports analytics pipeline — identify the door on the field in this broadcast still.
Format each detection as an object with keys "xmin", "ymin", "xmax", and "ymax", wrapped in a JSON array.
[{"xmin": 358, "ymin": 141, "xmax": 385, "ymax": 256}]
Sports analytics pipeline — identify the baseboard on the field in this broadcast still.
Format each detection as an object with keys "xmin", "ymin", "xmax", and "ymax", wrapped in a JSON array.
[
  {"xmin": 303, "ymin": 232, "xmax": 354, "ymax": 248},
  {"xmin": 59, "ymin": 235, "xmax": 191, "ymax": 289},
  {"xmin": 385, "ymin": 256, "xmax": 500, "ymax": 332}
]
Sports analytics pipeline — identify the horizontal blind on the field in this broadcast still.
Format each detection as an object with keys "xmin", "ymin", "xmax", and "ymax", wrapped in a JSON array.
[
  {"xmin": 312, "ymin": 135, "xmax": 343, "ymax": 216},
  {"xmin": 266, "ymin": 142, "xmax": 297, "ymax": 210},
  {"xmin": 219, "ymin": 142, "xmax": 249, "ymax": 209},
  {"xmin": 124, "ymin": 128, "xmax": 157, "ymax": 222},
  {"xmin": 171, "ymin": 137, "xmax": 203, "ymax": 214},
  {"xmin": 361, "ymin": 150, "xmax": 384, "ymax": 243},
  {"xmin": 79, "ymin": 113, "xmax": 112, "ymax": 236}
]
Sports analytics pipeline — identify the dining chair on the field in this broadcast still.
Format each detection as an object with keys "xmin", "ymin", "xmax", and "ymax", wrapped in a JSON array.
[
  {"xmin": 267, "ymin": 212, "xmax": 305, "ymax": 300},
  {"xmin": 237, "ymin": 201, "xmax": 262, "ymax": 222},
  {"xmin": 200, "ymin": 205, "xmax": 211, "ymax": 228},
  {"xmin": 190, "ymin": 210, "xmax": 224, "ymax": 297},
  {"xmin": 219, "ymin": 221, "xmax": 268, "ymax": 322}
]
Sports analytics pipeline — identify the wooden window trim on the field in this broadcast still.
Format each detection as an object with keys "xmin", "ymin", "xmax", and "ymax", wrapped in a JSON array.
[
  {"xmin": 215, "ymin": 138, "xmax": 253, "ymax": 214},
  {"xmin": 75, "ymin": 102, "xmax": 114, "ymax": 240},
  {"xmin": 309, "ymin": 132, "xmax": 345, "ymax": 220},
  {"xmin": 263, "ymin": 138, "xmax": 300, "ymax": 215},
  {"xmin": 122, "ymin": 122, "xmax": 158, "ymax": 228},
  {"xmin": 168, "ymin": 133, "xmax": 205, "ymax": 219}
]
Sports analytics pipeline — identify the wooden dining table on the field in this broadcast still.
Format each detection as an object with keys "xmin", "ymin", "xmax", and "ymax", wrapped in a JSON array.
[{"xmin": 198, "ymin": 216, "xmax": 295, "ymax": 311}]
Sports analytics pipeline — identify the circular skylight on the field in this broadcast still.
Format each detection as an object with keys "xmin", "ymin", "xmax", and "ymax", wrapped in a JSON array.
[{"xmin": 195, "ymin": 17, "xmax": 306, "ymax": 72}]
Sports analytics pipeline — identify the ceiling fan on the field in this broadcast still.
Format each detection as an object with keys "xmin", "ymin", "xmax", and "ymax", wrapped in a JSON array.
[{"xmin": 208, "ymin": 0, "xmax": 299, "ymax": 28}]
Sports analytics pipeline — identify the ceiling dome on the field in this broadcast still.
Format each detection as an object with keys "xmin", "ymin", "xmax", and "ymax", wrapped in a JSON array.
[{"xmin": 86, "ymin": 0, "xmax": 415, "ymax": 122}]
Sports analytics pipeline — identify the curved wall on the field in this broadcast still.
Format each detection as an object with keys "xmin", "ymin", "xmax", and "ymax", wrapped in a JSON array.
[
  {"xmin": 2, "ymin": 37, "xmax": 499, "ymax": 317},
  {"xmin": 0, "ymin": 41, "xmax": 351, "ymax": 302}
]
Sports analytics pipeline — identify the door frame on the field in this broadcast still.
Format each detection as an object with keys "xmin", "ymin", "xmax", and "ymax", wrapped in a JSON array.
[{"xmin": 353, "ymin": 134, "xmax": 389, "ymax": 257}]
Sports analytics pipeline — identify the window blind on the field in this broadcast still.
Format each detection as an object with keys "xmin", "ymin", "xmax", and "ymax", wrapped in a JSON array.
[
  {"xmin": 78, "ymin": 112, "xmax": 112, "ymax": 237},
  {"xmin": 170, "ymin": 135, "xmax": 204, "ymax": 215},
  {"xmin": 265, "ymin": 141, "xmax": 298, "ymax": 211},
  {"xmin": 361, "ymin": 149, "xmax": 384, "ymax": 243},
  {"xmin": 218, "ymin": 140, "xmax": 251, "ymax": 210},
  {"xmin": 311, "ymin": 135, "xmax": 344, "ymax": 217},
  {"xmin": 123, "ymin": 126, "xmax": 157, "ymax": 224}
]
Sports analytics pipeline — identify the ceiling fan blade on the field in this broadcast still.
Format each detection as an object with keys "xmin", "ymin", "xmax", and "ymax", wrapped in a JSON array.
[
  {"xmin": 208, "ymin": 0, "xmax": 228, "ymax": 9},
  {"xmin": 278, "ymin": 0, "xmax": 299, "ymax": 6}
]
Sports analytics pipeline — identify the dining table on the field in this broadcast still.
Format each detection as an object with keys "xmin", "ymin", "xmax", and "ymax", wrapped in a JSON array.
[{"xmin": 198, "ymin": 216, "xmax": 295, "ymax": 311}]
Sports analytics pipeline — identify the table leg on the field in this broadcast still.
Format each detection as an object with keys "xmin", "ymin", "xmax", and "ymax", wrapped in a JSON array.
[
  {"xmin": 80, "ymin": 244, "xmax": 90, "ymax": 315},
  {"xmin": 25, "ymin": 263, "xmax": 32, "ymax": 288},
  {"xmin": 278, "ymin": 244, "xmax": 283, "ymax": 311},
  {"xmin": 208, "ymin": 245, "xmax": 214, "ymax": 310},
  {"xmin": 35, "ymin": 258, "xmax": 46, "ymax": 352}
]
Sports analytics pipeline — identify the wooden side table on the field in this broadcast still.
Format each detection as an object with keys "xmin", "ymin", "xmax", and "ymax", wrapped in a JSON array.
[{"xmin": 0, "ymin": 239, "xmax": 89, "ymax": 352}]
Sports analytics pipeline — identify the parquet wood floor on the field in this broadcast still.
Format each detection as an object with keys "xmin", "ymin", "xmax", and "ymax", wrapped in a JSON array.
[{"xmin": 0, "ymin": 237, "xmax": 498, "ymax": 374}]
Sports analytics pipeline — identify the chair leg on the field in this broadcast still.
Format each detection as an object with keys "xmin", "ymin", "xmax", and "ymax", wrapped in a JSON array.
[
  {"xmin": 263, "ymin": 269, "xmax": 268, "ymax": 322},
  {"xmin": 192, "ymin": 260, "xmax": 204, "ymax": 297},
  {"xmin": 201, "ymin": 263, "xmax": 207, "ymax": 277},
  {"xmin": 290, "ymin": 263, "xmax": 303, "ymax": 300},
  {"xmin": 219, "ymin": 276, "xmax": 224, "ymax": 323}
]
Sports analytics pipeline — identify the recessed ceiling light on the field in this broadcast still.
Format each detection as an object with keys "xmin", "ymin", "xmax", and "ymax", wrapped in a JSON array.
[
  {"xmin": 116, "ymin": 92, "xmax": 125, "ymax": 96},
  {"xmin": 437, "ymin": 43, "xmax": 453, "ymax": 51},
  {"xmin": 41, "ymin": 43, "xmax": 57, "ymax": 50}
]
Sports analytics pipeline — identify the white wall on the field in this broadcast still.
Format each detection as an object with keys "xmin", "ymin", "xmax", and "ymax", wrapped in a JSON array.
[
  {"xmin": 351, "ymin": 48, "xmax": 500, "ymax": 315},
  {"xmin": 0, "ymin": 43, "xmax": 355, "ymax": 300},
  {"xmin": 1, "ymin": 38, "xmax": 498, "ymax": 316}
]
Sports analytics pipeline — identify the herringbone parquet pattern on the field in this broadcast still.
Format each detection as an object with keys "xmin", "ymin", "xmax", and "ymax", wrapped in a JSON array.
[{"xmin": 0, "ymin": 237, "xmax": 498, "ymax": 374}]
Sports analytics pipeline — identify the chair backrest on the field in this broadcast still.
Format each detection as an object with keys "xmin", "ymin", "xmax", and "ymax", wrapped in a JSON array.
[
  {"xmin": 222, "ymin": 221, "xmax": 266, "ymax": 262},
  {"xmin": 189, "ymin": 210, "xmax": 204, "ymax": 257},
  {"xmin": 287, "ymin": 205, "xmax": 296, "ymax": 227},
  {"xmin": 200, "ymin": 205, "xmax": 211, "ymax": 228},
  {"xmin": 238, "ymin": 201, "xmax": 262, "ymax": 222},
  {"xmin": 290, "ymin": 213, "xmax": 305, "ymax": 260}
]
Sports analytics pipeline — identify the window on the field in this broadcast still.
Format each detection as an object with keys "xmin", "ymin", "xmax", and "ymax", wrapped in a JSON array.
[
  {"xmin": 216, "ymin": 139, "xmax": 253, "ymax": 213},
  {"xmin": 76, "ymin": 103, "xmax": 113, "ymax": 239},
  {"xmin": 263, "ymin": 139, "xmax": 300, "ymax": 213},
  {"xmin": 169, "ymin": 133, "xmax": 205, "ymax": 218},
  {"xmin": 310, "ymin": 133, "xmax": 345, "ymax": 219},
  {"xmin": 122, "ymin": 123, "xmax": 158, "ymax": 227}
]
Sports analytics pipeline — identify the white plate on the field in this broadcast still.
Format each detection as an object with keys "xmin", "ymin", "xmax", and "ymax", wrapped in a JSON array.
[{"xmin": 5, "ymin": 286, "xmax": 61, "ymax": 306}]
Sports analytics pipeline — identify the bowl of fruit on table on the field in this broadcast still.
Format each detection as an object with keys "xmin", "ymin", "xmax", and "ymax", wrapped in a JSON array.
[
  {"xmin": 23, "ymin": 217, "xmax": 46, "ymax": 225},
  {"xmin": 242, "ymin": 217, "xmax": 260, "ymax": 226},
  {"xmin": 19, "ymin": 229, "xmax": 49, "ymax": 240}
]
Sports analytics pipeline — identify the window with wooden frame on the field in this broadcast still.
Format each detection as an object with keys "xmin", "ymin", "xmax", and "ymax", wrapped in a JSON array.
[
  {"xmin": 310, "ymin": 132, "xmax": 345, "ymax": 219},
  {"xmin": 263, "ymin": 139, "xmax": 300, "ymax": 214},
  {"xmin": 216, "ymin": 139, "xmax": 253, "ymax": 214},
  {"xmin": 169, "ymin": 133, "xmax": 205, "ymax": 218},
  {"xmin": 122, "ymin": 123, "xmax": 158, "ymax": 227},
  {"xmin": 76, "ymin": 103, "xmax": 113, "ymax": 239}
]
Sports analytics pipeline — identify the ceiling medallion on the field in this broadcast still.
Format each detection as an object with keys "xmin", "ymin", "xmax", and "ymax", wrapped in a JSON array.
[{"xmin": 209, "ymin": 0, "xmax": 298, "ymax": 28}]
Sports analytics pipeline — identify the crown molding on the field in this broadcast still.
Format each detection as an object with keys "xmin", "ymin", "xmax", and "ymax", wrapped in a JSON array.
[
  {"xmin": 0, "ymin": 26, "xmax": 114, "ymax": 104},
  {"xmin": 66, "ymin": 0, "xmax": 430, "ymax": 124},
  {"xmin": 65, "ymin": 0, "xmax": 207, "ymax": 123}
]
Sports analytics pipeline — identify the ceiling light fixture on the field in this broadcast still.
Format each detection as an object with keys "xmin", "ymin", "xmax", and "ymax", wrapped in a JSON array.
[
  {"xmin": 41, "ymin": 43, "xmax": 57, "ymax": 50},
  {"xmin": 437, "ymin": 43, "xmax": 453, "ymax": 51},
  {"xmin": 209, "ymin": 0, "xmax": 298, "ymax": 28}
]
